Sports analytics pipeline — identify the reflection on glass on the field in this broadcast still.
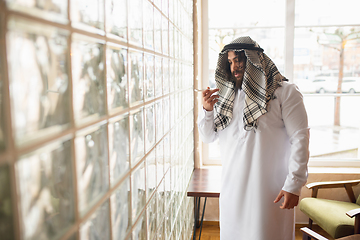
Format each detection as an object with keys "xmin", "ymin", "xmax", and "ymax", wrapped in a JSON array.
[
  {"xmin": 163, "ymin": 97, "xmax": 170, "ymax": 134},
  {"xmin": 155, "ymin": 57, "xmax": 162, "ymax": 98},
  {"xmin": 169, "ymin": 60, "xmax": 174, "ymax": 93},
  {"xmin": 154, "ymin": 8, "xmax": 162, "ymax": 53},
  {"xmin": 144, "ymin": 54, "xmax": 154, "ymax": 101},
  {"xmin": 156, "ymin": 140, "xmax": 164, "ymax": 185},
  {"xmin": 157, "ymin": 180, "xmax": 165, "ymax": 227},
  {"xmin": 128, "ymin": 0, "xmax": 143, "ymax": 45},
  {"xmin": 162, "ymin": 16, "xmax": 169, "ymax": 55},
  {"xmin": 145, "ymin": 104, "xmax": 155, "ymax": 153},
  {"xmin": 169, "ymin": 24, "xmax": 174, "ymax": 57},
  {"xmin": 147, "ymin": 194, "xmax": 157, "ymax": 240},
  {"xmin": 107, "ymin": 46, "xmax": 128, "ymax": 112},
  {"xmin": 163, "ymin": 59, "xmax": 169, "ymax": 94},
  {"xmin": 80, "ymin": 200, "xmax": 110, "ymax": 240},
  {"xmin": 146, "ymin": 150, "xmax": 156, "ymax": 199},
  {"xmin": 157, "ymin": 218, "xmax": 165, "ymax": 240},
  {"xmin": 0, "ymin": 165, "xmax": 14, "ymax": 240},
  {"xmin": 156, "ymin": 100, "xmax": 163, "ymax": 142},
  {"xmin": 164, "ymin": 169, "xmax": 171, "ymax": 212},
  {"xmin": 7, "ymin": 18, "xmax": 70, "ymax": 145},
  {"xmin": 163, "ymin": 134, "xmax": 170, "ymax": 173},
  {"xmin": 131, "ymin": 162, "xmax": 145, "ymax": 222},
  {"xmin": 72, "ymin": 35, "xmax": 106, "ymax": 124},
  {"xmin": 130, "ymin": 108, "xmax": 144, "ymax": 166},
  {"xmin": 111, "ymin": 177, "xmax": 130, "ymax": 240},
  {"xmin": 71, "ymin": 0, "xmax": 105, "ymax": 32},
  {"xmin": 144, "ymin": 0, "xmax": 154, "ymax": 49},
  {"xmin": 132, "ymin": 212, "xmax": 146, "ymax": 240},
  {"xmin": 76, "ymin": 124, "xmax": 109, "ymax": 216},
  {"xmin": 109, "ymin": 114, "xmax": 129, "ymax": 186},
  {"xmin": 106, "ymin": 0, "xmax": 127, "ymax": 39},
  {"xmin": 129, "ymin": 51, "xmax": 143, "ymax": 106},
  {"xmin": 6, "ymin": 0, "xmax": 68, "ymax": 23},
  {"xmin": 16, "ymin": 139, "xmax": 75, "ymax": 240}
]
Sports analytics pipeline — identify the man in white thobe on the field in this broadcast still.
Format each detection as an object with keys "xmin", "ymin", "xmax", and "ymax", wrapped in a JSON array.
[{"xmin": 198, "ymin": 36, "xmax": 309, "ymax": 240}]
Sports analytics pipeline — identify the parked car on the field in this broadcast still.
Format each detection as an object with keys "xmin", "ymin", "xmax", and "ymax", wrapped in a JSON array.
[
  {"xmin": 342, "ymin": 77, "xmax": 360, "ymax": 93},
  {"xmin": 311, "ymin": 77, "xmax": 338, "ymax": 93}
]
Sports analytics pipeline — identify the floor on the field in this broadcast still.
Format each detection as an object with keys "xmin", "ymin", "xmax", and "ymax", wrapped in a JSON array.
[{"xmin": 192, "ymin": 222, "xmax": 334, "ymax": 240}]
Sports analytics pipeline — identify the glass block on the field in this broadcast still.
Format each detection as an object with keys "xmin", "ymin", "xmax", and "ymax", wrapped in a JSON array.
[
  {"xmin": 146, "ymin": 150, "xmax": 156, "ymax": 200},
  {"xmin": 154, "ymin": 8, "xmax": 162, "ymax": 53},
  {"xmin": 162, "ymin": 0, "xmax": 169, "ymax": 17},
  {"xmin": 130, "ymin": 108, "xmax": 144, "ymax": 166},
  {"xmin": 154, "ymin": 0, "xmax": 161, "ymax": 10},
  {"xmin": 129, "ymin": 51, "xmax": 144, "ymax": 106},
  {"xmin": 71, "ymin": 0, "xmax": 105, "ymax": 33},
  {"xmin": 169, "ymin": 60, "xmax": 175, "ymax": 93},
  {"xmin": 155, "ymin": 100, "xmax": 163, "ymax": 142},
  {"xmin": 72, "ymin": 34, "xmax": 106, "ymax": 125},
  {"xmin": 16, "ymin": 138, "xmax": 75, "ymax": 240},
  {"xmin": 7, "ymin": 18, "xmax": 71, "ymax": 146},
  {"xmin": 143, "ymin": 0, "xmax": 154, "ymax": 49},
  {"xmin": 109, "ymin": 114, "xmax": 129, "ymax": 186},
  {"xmin": 80, "ymin": 200, "xmax": 110, "ymax": 240},
  {"xmin": 105, "ymin": 0, "xmax": 127, "ymax": 40},
  {"xmin": 107, "ymin": 46, "xmax": 128, "ymax": 113},
  {"xmin": 162, "ymin": 58, "xmax": 169, "ymax": 95},
  {"xmin": 144, "ymin": 54, "xmax": 155, "ymax": 101},
  {"xmin": 128, "ymin": 0, "xmax": 143, "ymax": 45},
  {"xmin": 162, "ymin": 16, "xmax": 169, "ymax": 55},
  {"xmin": 5, "ymin": 0, "xmax": 68, "ymax": 24},
  {"xmin": 131, "ymin": 162, "xmax": 145, "ymax": 222},
  {"xmin": 164, "ymin": 170, "xmax": 171, "ymax": 214},
  {"xmin": 147, "ymin": 194, "xmax": 157, "ymax": 240},
  {"xmin": 163, "ymin": 134, "xmax": 170, "ymax": 172},
  {"xmin": 169, "ymin": 23, "xmax": 174, "ymax": 57},
  {"xmin": 157, "ymin": 218, "xmax": 165, "ymax": 240},
  {"xmin": 145, "ymin": 104, "xmax": 155, "ymax": 153},
  {"xmin": 156, "ymin": 141, "xmax": 164, "ymax": 185},
  {"xmin": 0, "ymin": 164, "xmax": 14, "ymax": 240},
  {"xmin": 157, "ymin": 180, "xmax": 165, "ymax": 227},
  {"xmin": 132, "ymin": 211, "xmax": 146, "ymax": 240},
  {"xmin": 111, "ymin": 177, "xmax": 131, "ymax": 240},
  {"xmin": 155, "ymin": 57, "xmax": 162, "ymax": 98},
  {"xmin": 75, "ymin": 123, "xmax": 109, "ymax": 216}
]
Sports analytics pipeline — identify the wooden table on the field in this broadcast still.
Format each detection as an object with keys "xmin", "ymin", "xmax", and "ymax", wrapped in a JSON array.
[{"xmin": 187, "ymin": 167, "xmax": 221, "ymax": 240}]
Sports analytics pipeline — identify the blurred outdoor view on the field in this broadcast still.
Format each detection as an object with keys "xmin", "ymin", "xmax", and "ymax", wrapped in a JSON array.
[{"xmin": 207, "ymin": 0, "xmax": 360, "ymax": 163}]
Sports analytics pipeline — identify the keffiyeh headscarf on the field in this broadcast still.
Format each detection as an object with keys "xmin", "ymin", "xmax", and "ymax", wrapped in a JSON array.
[{"xmin": 214, "ymin": 36, "xmax": 287, "ymax": 132}]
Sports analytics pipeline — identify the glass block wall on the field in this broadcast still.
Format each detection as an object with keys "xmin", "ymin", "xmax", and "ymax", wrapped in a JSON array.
[{"xmin": 0, "ymin": 0, "xmax": 195, "ymax": 239}]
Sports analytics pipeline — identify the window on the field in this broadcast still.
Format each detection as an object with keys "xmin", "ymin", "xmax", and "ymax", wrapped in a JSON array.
[{"xmin": 203, "ymin": 0, "xmax": 360, "ymax": 166}]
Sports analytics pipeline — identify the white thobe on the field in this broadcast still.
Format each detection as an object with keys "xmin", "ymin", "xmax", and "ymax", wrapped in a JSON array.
[{"xmin": 198, "ymin": 82, "xmax": 309, "ymax": 240}]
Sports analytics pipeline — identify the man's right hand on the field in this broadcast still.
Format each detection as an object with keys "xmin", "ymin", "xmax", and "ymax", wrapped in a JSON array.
[{"xmin": 202, "ymin": 87, "xmax": 219, "ymax": 111}]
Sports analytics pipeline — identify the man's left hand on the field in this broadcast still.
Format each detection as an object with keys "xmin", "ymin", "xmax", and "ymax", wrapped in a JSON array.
[{"xmin": 274, "ymin": 190, "xmax": 299, "ymax": 209}]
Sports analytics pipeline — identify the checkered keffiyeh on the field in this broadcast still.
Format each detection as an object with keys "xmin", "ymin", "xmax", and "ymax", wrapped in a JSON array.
[{"xmin": 214, "ymin": 36, "xmax": 287, "ymax": 132}]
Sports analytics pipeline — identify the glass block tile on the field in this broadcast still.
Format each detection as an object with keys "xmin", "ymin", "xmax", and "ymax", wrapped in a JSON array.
[
  {"xmin": 0, "ymin": 164, "xmax": 14, "ymax": 240},
  {"xmin": 146, "ymin": 150, "xmax": 156, "ymax": 200},
  {"xmin": 111, "ymin": 177, "xmax": 131, "ymax": 240},
  {"xmin": 128, "ymin": 0, "xmax": 143, "ymax": 45},
  {"xmin": 7, "ymin": 18, "xmax": 71, "ymax": 146},
  {"xmin": 132, "ymin": 211, "xmax": 146, "ymax": 240},
  {"xmin": 109, "ymin": 114, "xmax": 129, "ymax": 186},
  {"xmin": 154, "ymin": 57, "xmax": 162, "ymax": 98},
  {"xmin": 147, "ymin": 194, "xmax": 157, "ymax": 240},
  {"xmin": 16, "ymin": 138, "xmax": 75, "ymax": 240},
  {"xmin": 145, "ymin": 104, "xmax": 155, "ymax": 153},
  {"xmin": 144, "ymin": 54, "xmax": 154, "ymax": 101},
  {"xmin": 156, "ymin": 141, "xmax": 164, "ymax": 185},
  {"xmin": 162, "ymin": 58, "xmax": 169, "ymax": 95},
  {"xmin": 71, "ymin": 0, "xmax": 105, "ymax": 33},
  {"xmin": 163, "ymin": 97, "xmax": 170, "ymax": 135},
  {"xmin": 162, "ymin": 0, "xmax": 169, "ymax": 17},
  {"xmin": 5, "ymin": 0, "xmax": 68, "ymax": 24},
  {"xmin": 143, "ymin": 0, "xmax": 154, "ymax": 50},
  {"xmin": 131, "ymin": 162, "xmax": 145, "ymax": 222},
  {"xmin": 107, "ymin": 46, "xmax": 128, "ymax": 113},
  {"xmin": 129, "ymin": 51, "xmax": 144, "ymax": 106},
  {"xmin": 154, "ymin": 8, "xmax": 162, "ymax": 53},
  {"xmin": 80, "ymin": 200, "xmax": 110, "ymax": 240},
  {"xmin": 157, "ymin": 180, "xmax": 165, "ymax": 227},
  {"xmin": 155, "ymin": 100, "xmax": 163, "ymax": 142},
  {"xmin": 157, "ymin": 218, "xmax": 165, "ymax": 240},
  {"xmin": 75, "ymin": 123, "xmax": 109, "ymax": 216},
  {"xmin": 130, "ymin": 108, "xmax": 144, "ymax": 167},
  {"xmin": 72, "ymin": 34, "xmax": 106, "ymax": 125},
  {"xmin": 105, "ymin": 0, "xmax": 127, "ymax": 40}
]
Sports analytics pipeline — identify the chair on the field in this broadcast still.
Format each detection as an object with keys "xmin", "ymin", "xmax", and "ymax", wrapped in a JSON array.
[
  {"xmin": 299, "ymin": 180, "xmax": 360, "ymax": 239},
  {"xmin": 301, "ymin": 227, "xmax": 360, "ymax": 240}
]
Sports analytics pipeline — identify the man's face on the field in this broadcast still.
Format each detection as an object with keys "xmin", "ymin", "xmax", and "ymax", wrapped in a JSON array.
[{"xmin": 227, "ymin": 51, "xmax": 246, "ymax": 82}]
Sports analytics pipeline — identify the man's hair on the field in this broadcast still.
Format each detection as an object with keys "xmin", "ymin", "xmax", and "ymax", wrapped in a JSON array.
[{"xmin": 225, "ymin": 51, "xmax": 247, "ymax": 81}]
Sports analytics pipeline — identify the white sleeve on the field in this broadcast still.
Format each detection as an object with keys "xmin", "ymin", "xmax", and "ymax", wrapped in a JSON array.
[
  {"xmin": 197, "ymin": 108, "xmax": 218, "ymax": 143},
  {"xmin": 280, "ymin": 83, "xmax": 310, "ymax": 196}
]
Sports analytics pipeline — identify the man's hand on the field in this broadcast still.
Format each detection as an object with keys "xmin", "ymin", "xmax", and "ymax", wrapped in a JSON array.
[
  {"xmin": 274, "ymin": 190, "xmax": 299, "ymax": 209},
  {"xmin": 202, "ymin": 87, "xmax": 219, "ymax": 111}
]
